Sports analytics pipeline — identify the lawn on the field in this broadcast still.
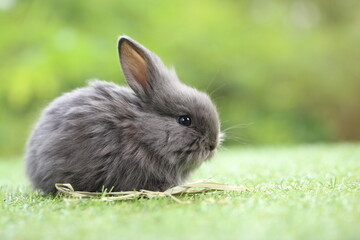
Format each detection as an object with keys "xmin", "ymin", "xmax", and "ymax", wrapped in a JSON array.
[{"xmin": 1, "ymin": 144, "xmax": 359, "ymax": 240}]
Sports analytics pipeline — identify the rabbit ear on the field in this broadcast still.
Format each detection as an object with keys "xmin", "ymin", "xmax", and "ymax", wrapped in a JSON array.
[{"xmin": 118, "ymin": 36, "xmax": 158, "ymax": 97}]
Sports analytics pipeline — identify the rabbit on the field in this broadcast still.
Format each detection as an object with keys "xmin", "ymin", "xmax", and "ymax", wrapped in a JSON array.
[{"xmin": 25, "ymin": 36, "xmax": 221, "ymax": 194}]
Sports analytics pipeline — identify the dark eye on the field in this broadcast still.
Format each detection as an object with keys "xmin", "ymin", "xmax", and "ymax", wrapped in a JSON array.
[{"xmin": 178, "ymin": 115, "xmax": 191, "ymax": 126}]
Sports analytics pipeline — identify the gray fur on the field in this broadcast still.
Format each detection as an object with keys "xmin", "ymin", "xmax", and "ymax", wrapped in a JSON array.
[{"xmin": 25, "ymin": 36, "xmax": 221, "ymax": 194}]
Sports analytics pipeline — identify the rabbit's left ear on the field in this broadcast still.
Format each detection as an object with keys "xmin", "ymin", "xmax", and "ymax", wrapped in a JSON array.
[{"xmin": 118, "ymin": 36, "xmax": 166, "ymax": 98}]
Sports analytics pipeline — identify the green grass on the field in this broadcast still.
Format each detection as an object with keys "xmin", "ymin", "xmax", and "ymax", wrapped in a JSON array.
[{"xmin": 1, "ymin": 144, "xmax": 359, "ymax": 240}]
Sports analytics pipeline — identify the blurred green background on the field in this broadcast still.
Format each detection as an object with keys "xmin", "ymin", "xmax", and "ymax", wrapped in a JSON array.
[{"xmin": 1, "ymin": 0, "xmax": 360, "ymax": 157}]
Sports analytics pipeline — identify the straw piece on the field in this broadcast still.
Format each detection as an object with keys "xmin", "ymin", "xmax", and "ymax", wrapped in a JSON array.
[{"xmin": 55, "ymin": 180, "xmax": 248, "ymax": 203}]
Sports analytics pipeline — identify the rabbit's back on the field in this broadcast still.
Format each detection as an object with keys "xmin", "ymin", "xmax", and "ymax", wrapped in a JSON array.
[{"xmin": 25, "ymin": 80, "xmax": 142, "ymax": 193}]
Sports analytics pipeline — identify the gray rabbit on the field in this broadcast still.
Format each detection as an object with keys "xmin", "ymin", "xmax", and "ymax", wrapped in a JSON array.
[{"xmin": 25, "ymin": 36, "xmax": 221, "ymax": 194}]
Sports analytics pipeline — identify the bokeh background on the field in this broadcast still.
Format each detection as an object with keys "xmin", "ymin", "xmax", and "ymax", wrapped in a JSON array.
[{"xmin": 1, "ymin": 0, "xmax": 360, "ymax": 157}]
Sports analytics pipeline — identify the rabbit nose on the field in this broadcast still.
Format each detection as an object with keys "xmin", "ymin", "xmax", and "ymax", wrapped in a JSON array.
[{"xmin": 209, "ymin": 143, "xmax": 216, "ymax": 151}]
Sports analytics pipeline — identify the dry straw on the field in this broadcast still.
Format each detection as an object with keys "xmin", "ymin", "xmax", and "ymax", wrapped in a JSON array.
[{"xmin": 55, "ymin": 180, "xmax": 248, "ymax": 204}]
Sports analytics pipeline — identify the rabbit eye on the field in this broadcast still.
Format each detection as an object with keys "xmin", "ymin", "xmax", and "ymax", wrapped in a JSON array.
[{"xmin": 178, "ymin": 115, "xmax": 191, "ymax": 126}]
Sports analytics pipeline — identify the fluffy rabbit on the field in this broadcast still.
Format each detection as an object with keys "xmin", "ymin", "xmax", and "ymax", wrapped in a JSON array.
[{"xmin": 25, "ymin": 36, "xmax": 221, "ymax": 194}]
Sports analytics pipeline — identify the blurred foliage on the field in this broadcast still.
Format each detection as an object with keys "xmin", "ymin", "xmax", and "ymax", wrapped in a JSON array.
[{"xmin": 1, "ymin": 0, "xmax": 360, "ymax": 156}]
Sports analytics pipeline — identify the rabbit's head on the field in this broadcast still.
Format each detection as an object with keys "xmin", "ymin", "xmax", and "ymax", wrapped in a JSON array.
[{"xmin": 118, "ymin": 36, "xmax": 221, "ymax": 174}]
